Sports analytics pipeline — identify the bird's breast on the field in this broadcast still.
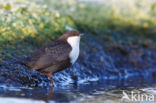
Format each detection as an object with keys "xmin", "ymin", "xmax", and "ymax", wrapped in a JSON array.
[
  {"xmin": 67, "ymin": 36, "xmax": 80, "ymax": 65},
  {"xmin": 69, "ymin": 46, "xmax": 79, "ymax": 65}
]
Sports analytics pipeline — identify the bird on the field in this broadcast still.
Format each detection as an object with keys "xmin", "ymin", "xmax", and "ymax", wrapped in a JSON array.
[{"xmin": 15, "ymin": 30, "xmax": 83, "ymax": 87}]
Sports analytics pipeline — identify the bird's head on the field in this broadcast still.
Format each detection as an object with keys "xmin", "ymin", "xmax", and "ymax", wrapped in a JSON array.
[{"xmin": 59, "ymin": 30, "xmax": 84, "ymax": 45}]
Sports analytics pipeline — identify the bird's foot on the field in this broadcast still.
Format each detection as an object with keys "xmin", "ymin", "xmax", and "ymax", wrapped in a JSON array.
[{"xmin": 46, "ymin": 73, "xmax": 55, "ymax": 87}]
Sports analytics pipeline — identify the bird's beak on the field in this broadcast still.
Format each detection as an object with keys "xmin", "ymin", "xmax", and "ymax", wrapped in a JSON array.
[{"xmin": 80, "ymin": 33, "xmax": 84, "ymax": 37}]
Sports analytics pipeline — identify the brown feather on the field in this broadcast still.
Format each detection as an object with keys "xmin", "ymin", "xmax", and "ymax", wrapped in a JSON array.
[{"xmin": 21, "ymin": 40, "xmax": 72, "ymax": 73}]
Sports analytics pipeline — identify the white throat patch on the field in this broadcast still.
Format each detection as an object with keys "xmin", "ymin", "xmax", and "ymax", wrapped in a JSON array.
[{"xmin": 67, "ymin": 36, "xmax": 80, "ymax": 64}]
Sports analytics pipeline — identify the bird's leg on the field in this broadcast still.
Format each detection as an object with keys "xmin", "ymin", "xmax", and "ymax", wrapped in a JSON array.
[{"xmin": 47, "ymin": 73, "xmax": 55, "ymax": 87}]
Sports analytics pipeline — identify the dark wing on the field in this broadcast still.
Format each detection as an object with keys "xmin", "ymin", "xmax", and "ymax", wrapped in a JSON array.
[{"xmin": 25, "ymin": 41, "xmax": 72, "ymax": 70}]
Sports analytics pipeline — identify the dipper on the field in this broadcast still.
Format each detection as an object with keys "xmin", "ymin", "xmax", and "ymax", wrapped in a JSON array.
[{"xmin": 17, "ymin": 30, "xmax": 83, "ymax": 86}]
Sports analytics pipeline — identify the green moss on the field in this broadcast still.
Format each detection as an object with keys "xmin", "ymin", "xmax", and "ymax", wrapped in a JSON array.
[{"xmin": 0, "ymin": 0, "xmax": 156, "ymax": 60}]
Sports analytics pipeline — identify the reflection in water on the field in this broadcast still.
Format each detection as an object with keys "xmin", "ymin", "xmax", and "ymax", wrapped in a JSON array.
[
  {"xmin": 0, "ymin": 79, "xmax": 156, "ymax": 103},
  {"xmin": 46, "ymin": 86, "xmax": 54, "ymax": 103}
]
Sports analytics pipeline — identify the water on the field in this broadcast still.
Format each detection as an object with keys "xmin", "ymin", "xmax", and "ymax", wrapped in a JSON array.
[{"xmin": 0, "ymin": 80, "xmax": 156, "ymax": 103}]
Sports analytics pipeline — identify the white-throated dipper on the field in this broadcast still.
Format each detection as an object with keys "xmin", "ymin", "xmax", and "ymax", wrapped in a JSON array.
[{"xmin": 17, "ymin": 30, "xmax": 83, "ymax": 86}]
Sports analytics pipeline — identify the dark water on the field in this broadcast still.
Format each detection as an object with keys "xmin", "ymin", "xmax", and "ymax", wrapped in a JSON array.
[
  {"xmin": 0, "ymin": 80, "xmax": 156, "ymax": 103},
  {"xmin": 0, "ymin": 34, "xmax": 156, "ymax": 102}
]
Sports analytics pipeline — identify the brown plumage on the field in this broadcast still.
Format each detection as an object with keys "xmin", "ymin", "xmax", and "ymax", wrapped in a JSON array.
[{"xmin": 15, "ymin": 30, "xmax": 82, "ymax": 86}]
